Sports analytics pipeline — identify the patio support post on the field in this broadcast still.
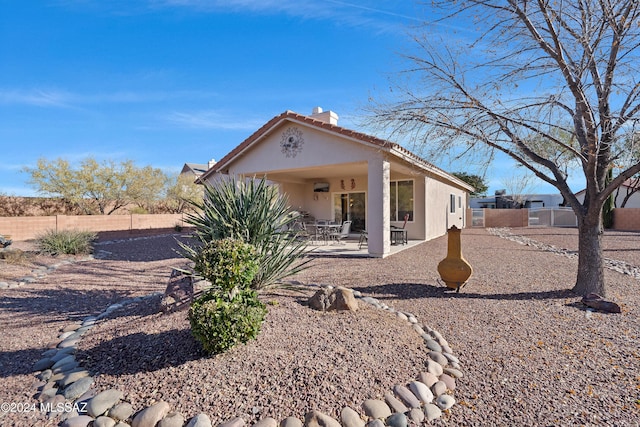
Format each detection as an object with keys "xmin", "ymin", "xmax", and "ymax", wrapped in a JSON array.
[{"xmin": 367, "ymin": 157, "xmax": 391, "ymax": 257}]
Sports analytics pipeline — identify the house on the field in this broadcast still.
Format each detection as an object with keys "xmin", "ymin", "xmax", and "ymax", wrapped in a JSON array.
[
  {"xmin": 575, "ymin": 178, "xmax": 640, "ymax": 209},
  {"xmin": 471, "ymin": 191, "xmax": 565, "ymax": 209},
  {"xmin": 199, "ymin": 107, "xmax": 474, "ymax": 258},
  {"xmin": 180, "ymin": 161, "xmax": 215, "ymax": 179}
]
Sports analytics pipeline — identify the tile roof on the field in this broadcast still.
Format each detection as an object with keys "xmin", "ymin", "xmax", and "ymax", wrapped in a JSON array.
[{"xmin": 201, "ymin": 110, "xmax": 473, "ymax": 191}]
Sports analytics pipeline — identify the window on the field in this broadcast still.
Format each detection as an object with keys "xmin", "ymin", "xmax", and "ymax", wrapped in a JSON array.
[
  {"xmin": 450, "ymin": 194, "xmax": 456, "ymax": 213},
  {"xmin": 390, "ymin": 180, "xmax": 414, "ymax": 221}
]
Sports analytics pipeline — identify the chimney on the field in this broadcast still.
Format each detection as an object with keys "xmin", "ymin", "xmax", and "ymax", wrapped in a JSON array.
[
  {"xmin": 208, "ymin": 158, "xmax": 216, "ymax": 169},
  {"xmin": 310, "ymin": 106, "xmax": 339, "ymax": 125}
]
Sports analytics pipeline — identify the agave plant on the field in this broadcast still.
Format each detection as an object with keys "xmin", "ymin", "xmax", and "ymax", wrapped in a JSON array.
[{"xmin": 181, "ymin": 175, "xmax": 312, "ymax": 290}]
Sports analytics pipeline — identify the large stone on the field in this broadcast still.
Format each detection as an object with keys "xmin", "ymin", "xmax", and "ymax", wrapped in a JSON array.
[
  {"xmin": 439, "ymin": 373, "xmax": 456, "ymax": 391},
  {"xmin": 186, "ymin": 413, "xmax": 212, "ymax": 427},
  {"xmin": 159, "ymin": 412, "xmax": 186, "ymax": 427},
  {"xmin": 88, "ymin": 389, "xmax": 123, "ymax": 417},
  {"xmin": 132, "ymin": 401, "xmax": 171, "ymax": 427},
  {"xmin": 393, "ymin": 385, "xmax": 420, "ymax": 409},
  {"xmin": 60, "ymin": 415, "xmax": 94, "ymax": 427},
  {"xmin": 340, "ymin": 407, "xmax": 365, "ymax": 427},
  {"xmin": 160, "ymin": 268, "xmax": 194, "ymax": 313},
  {"xmin": 581, "ymin": 293, "xmax": 622, "ymax": 313},
  {"xmin": 424, "ymin": 403, "xmax": 443, "ymax": 421},
  {"xmin": 418, "ymin": 371, "xmax": 439, "ymax": 388},
  {"xmin": 435, "ymin": 394, "xmax": 456, "ymax": 410},
  {"xmin": 362, "ymin": 399, "xmax": 391, "ymax": 419},
  {"xmin": 383, "ymin": 392, "xmax": 408, "ymax": 414},
  {"xmin": 63, "ymin": 376, "xmax": 94, "ymax": 400},
  {"xmin": 308, "ymin": 288, "xmax": 358, "ymax": 312},
  {"xmin": 304, "ymin": 410, "xmax": 341, "ymax": 427},
  {"xmin": 108, "ymin": 402, "xmax": 134, "ymax": 421},
  {"xmin": 409, "ymin": 380, "xmax": 434, "ymax": 404},
  {"xmin": 385, "ymin": 413, "xmax": 407, "ymax": 427},
  {"xmin": 280, "ymin": 417, "xmax": 303, "ymax": 427}
]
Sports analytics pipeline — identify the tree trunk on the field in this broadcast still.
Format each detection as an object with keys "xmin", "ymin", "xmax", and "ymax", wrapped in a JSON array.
[{"xmin": 572, "ymin": 219, "xmax": 606, "ymax": 297}]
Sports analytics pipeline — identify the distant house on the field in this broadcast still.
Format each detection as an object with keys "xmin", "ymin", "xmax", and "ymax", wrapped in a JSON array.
[
  {"xmin": 575, "ymin": 178, "xmax": 640, "ymax": 208},
  {"xmin": 180, "ymin": 161, "xmax": 214, "ymax": 179},
  {"xmin": 471, "ymin": 191, "xmax": 564, "ymax": 209},
  {"xmin": 199, "ymin": 107, "xmax": 473, "ymax": 258}
]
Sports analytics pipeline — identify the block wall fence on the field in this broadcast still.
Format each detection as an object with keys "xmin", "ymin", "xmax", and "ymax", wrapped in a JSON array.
[
  {"xmin": 465, "ymin": 208, "xmax": 640, "ymax": 231},
  {"xmin": 0, "ymin": 214, "xmax": 187, "ymax": 241}
]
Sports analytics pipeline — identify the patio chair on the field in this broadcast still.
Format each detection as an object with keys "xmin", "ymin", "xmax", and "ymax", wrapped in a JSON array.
[{"xmin": 329, "ymin": 221, "xmax": 352, "ymax": 244}]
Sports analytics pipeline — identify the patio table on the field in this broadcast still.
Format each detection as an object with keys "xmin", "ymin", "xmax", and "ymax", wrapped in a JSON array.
[{"xmin": 315, "ymin": 223, "xmax": 342, "ymax": 244}]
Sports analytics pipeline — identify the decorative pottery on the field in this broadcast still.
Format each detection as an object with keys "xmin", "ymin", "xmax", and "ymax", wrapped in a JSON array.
[{"xmin": 437, "ymin": 225, "xmax": 473, "ymax": 292}]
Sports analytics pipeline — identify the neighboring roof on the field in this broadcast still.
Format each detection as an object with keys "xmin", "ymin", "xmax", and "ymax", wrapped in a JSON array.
[
  {"xmin": 181, "ymin": 163, "xmax": 208, "ymax": 177},
  {"xmin": 200, "ymin": 110, "xmax": 474, "ymax": 192}
]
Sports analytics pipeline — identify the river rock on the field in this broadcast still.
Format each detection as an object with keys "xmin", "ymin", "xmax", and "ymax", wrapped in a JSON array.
[
  {"xmin": 426, "ymin": 359, "xmax": 443, "ymax": 376},
  {"xmin": 393, "ymin": 385, "xmax": 420, "ymax": 409},
  {"xmin": 88, "ymin": 389, "xmax": 123, "ymax": 417},
  {"xmin": 366, "ymin": 420, "xmax": 384, "ymax": 427},
  {"xmin": 340, "ymin": 407, "xmax": 365, "ymax": 427},
  {"xmin": 443, "ymin": 367, "xmax": 463, "ymax": 378},
  {"xmin": 362, "ymin": 399, "xmax": 391, "ymax": 419},
  {"xmin": 425, "ymin": 339, "xmax": 442, "ymax": 352},
  {"xmin": 60, "ymin": 415, "xmax": 94, "ymax": 427},
  {"xmin": 428, "ymin": 351, "xmax": 449, "ymax": 367},
  {"xmin": 132, "ymin": 401, "xmax": 171, "ymax": 427},
  {"xmin": 280, "ymin": 417, "xmax": 303, "ymax": 427},
  {"xmin": 108, "ymin": 402, "xmax": 134, "ymax": 421},
  {"xmin": 304, "ymin": 410, "xmax": 341, "ymax": 427},
  {"xmin": 432, "ymin": 381, "xmax": 447, "ymax": 397},
  {"xmin": 159, "ymin": 412, "xmax": 186, "ymax": 427},
  {"xmin": 383, "ymin": 392, "xmax": 408, "ymax": 414},
  {"xmin": 440, "ymin": 373, "xmax": 456, "ymax": 390},
  {"xmin": 409, "ymin": 380, "xmax": 434, "ymax": 404},
  {"xmin": 186, "ymin": 413, "xmax": 212, "ymax": 427},
  {"xmin": 424, "ymin": 403, "xmax": 442, "ymax": 421},
  {"xmin": 407, "ymin": 408, "xmax": 424, "ymax": 423},
  {"xmin": 435, "ymin": 394, "xmax": 456, "ymax": 410},
  {"xmin": 63, "ymin": 376, "xmax": 94, "ymax": 400},
  {"xmin": 418, "ymin": 371, "xmax": 439, "ymax": 387},
  {"xmin": 385, "ymin": 413, "xmax": 407, "ymax": 427}
]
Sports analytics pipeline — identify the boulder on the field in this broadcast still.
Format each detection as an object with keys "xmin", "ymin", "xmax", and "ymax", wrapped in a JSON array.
[{"xmin": 308, "ymin": 288, "xmax": 358, "ymax": 312}]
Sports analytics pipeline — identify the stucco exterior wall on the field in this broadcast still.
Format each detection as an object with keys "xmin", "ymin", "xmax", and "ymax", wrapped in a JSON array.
[
  {"xmin": 423, "ymin": 177, "xmax": 467, "ymax": 240},
  {"xmin": 224, "ymin": 124, "xmax": 381, "ymax": 174}
]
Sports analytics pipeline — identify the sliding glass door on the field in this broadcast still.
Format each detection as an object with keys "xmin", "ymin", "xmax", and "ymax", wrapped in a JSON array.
[{"xmin": 333, "ymin": 192, "xmax": 366, "ymax": 232}]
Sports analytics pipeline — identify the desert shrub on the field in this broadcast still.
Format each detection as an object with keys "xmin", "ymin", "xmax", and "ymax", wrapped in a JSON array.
[
  {"xmin": 182, "ymin": 176, "xmax": 312, "ymax": 290},
  {"xmin": 191, "ymin": 238, "xmax": 259, "ymax": 298},
  {"xmin": 189, "ymin": 289, "xmax": 267, "ymax": 355},
  {"xmin": 36, "ymin": 229, "xmax": 96, "ymax": 255}
]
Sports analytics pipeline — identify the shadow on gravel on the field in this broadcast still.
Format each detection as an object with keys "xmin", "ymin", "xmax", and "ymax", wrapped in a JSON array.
[
  {"xmin": 354, "ymin": 282, "xmax": 578, "ymax": 302},
  {"xmin": 79, "ymin": 329, "xmax": 206, "ymax": 375},
  {"xmin": 0, "ymin": 288, "xmax": 131, "ymax": 322},
  {"xmin": 0, "ymin": 347, "xmax": 46, "ymax": 377},
  {"xmin": 93, "ymin": 234, "xmax": 192, "ymax": 262}
]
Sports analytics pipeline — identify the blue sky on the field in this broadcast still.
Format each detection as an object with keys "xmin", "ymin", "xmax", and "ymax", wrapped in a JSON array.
[{"xmin": 0, "ymin": 0, "xmax": 566, "ymax": 197}]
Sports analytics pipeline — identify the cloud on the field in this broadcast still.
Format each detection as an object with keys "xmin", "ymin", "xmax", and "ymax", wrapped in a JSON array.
[
  {"xmin": 0, "ymin": 88, "xmax": 215, "ymax": 108},
  {"xmin": 164, "ymin": 110, "xmax": 265, "ymax": 130}
]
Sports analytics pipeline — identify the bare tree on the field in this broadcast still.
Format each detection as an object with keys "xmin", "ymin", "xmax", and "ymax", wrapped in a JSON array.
[
  {"xmin": 370, "ymin": 1, "xmax": 640, "ymax": 296},
  {"xmin": 500, "ymin": 172, "xmax": 537, "ymax": 208}
]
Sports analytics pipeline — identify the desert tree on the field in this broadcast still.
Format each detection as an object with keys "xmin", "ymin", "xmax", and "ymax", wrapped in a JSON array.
[
  {"xmin": 369, "ymin": 0, "xmax": 640, "ymax": 296},
  {"xmin": 452, "ymin": 172, "xmax": 489, "ymax": 196},
  {"xmin": 24, "ymin": 157, "xmax": 166, "ymax": 215}
]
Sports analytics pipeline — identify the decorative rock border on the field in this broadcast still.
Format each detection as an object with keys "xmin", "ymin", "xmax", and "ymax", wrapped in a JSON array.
[
  {"xmin": 0, "ymin": 256, "xmax": 92, "ymax": 289},
  {"xmin": 28, "ymin": 283, "xmax": 462, "ymax": 427},
  {"xmin": 488, "ymin": 227, "xmax": 640, "ymax": 280}
]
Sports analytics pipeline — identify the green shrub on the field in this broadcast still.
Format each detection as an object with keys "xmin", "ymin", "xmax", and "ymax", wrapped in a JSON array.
[
  {"xmin": 36, "ymin": 229, "xmax": 96, "ymax": 255},
  {"xmin": 192, "ymin": 238, "xmax": 259, "ymax": 298},
  {"xmin": 182, "ymin": 176, "xmax": 312, "ymax": 290},
  {"xmin": 189, "ymin": 290, "xmax": 267, "ymax": 355}
]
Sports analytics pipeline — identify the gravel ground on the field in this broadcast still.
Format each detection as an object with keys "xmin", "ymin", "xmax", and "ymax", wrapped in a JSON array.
[{"xmin": 0, "ymin": 228, "xmax": 639, "ymax": 426}]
